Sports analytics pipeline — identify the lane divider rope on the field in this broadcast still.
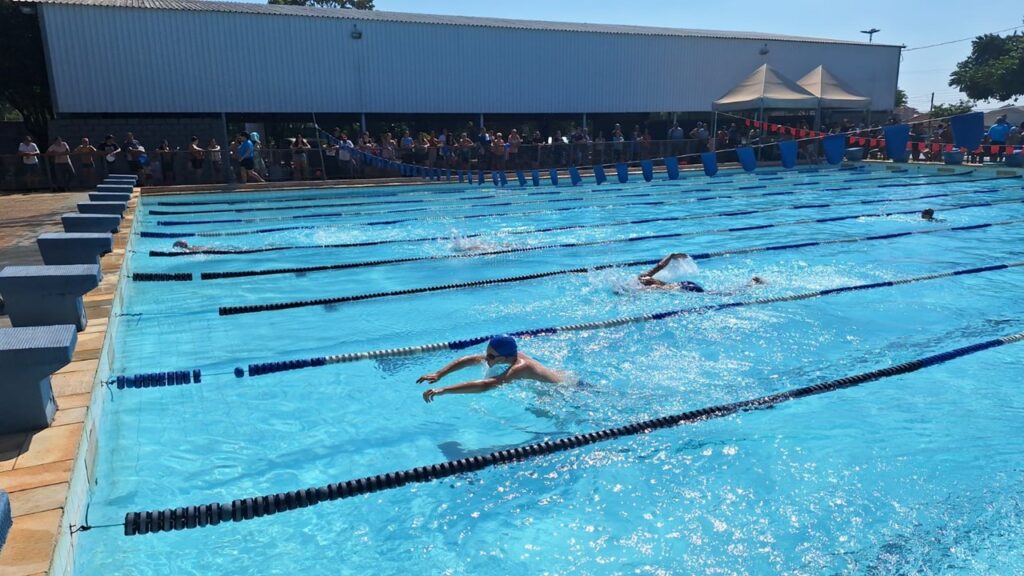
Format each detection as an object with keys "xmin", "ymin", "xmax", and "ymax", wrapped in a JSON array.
[
  {"xmin": 137, "ymin": 178, "xmax": 1018, "ymax": 241},
  {"xmin": 149, "ymin": 174, "xmax": 1013, "ymax": 229},
  {"xmin": 121, "ymin": 330, "xmax": 1024, "ymax": 535},
  {"xmin": 147, "ymin": 189, "xmax": 1022, "ymax": 258},
  {"xmin": 215, "ymin": 201, "xmax": 1024, "ymax": 315},
  {"xmin": 219, "ymin": 261, "xmax": 1024, "ymax": 378},
  {"xmin": 193, "ymin": 217, "xmax": 1023, "ymax": 281},
  {"xmin": 148, "ymin": 167, "xmax": 902, "ymax": 217}
]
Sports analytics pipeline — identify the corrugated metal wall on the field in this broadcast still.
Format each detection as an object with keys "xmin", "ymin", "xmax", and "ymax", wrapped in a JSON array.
[{"xmin": 40, "ymin": 5, "xmax": 900, "ymax": 114}]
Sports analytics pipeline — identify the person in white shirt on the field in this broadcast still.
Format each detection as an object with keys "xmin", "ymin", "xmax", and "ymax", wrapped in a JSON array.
[
  {"xmin": 17, "ymin": 135, "xmax": 41, "ymax": 191},
  {"xmin": 46, "ymin": 136, "xmax": 75, "ymax": 191},
  {"xmin": 336, "ymin": 132, "xmax": 354, "ymax": 178}
]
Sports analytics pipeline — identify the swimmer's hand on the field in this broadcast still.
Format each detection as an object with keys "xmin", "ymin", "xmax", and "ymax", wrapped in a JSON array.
[
  {"xmin": 416, "ymin": 372, "xmax": 441, "ymax": 384},
  {"xmin": 423, "ymin": 388, "xmax": 442, "ymax": 403}
]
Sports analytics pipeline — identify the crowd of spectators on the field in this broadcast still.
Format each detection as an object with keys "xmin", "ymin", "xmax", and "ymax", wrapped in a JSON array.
[{"xmin": 8, "ymin": 114, "xmax": 1023, "ymax": 191}]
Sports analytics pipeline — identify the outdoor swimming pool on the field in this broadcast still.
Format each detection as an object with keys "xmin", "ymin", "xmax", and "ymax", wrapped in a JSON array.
[{"xmin": 74, "ymin": 165, "xmax": 1024, "ymax": 574}]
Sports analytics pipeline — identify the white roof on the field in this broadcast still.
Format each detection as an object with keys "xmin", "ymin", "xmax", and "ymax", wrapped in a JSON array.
[
  {"xmin": 713, "ymin": 64, "xmax": 818, "ymax": 111},
  {"xmin": 21, "ymin": 0, "xmax": 891, "ymax": 46},
  {"xmin": 797, "ymin": 65, "xmax": 871, "ymax": 108}
]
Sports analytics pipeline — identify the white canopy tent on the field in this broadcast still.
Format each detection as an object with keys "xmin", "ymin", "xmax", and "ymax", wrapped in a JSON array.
[
  {"xmin": 797, "ymin": 65, "xmax": 871, "ymax": 130},
  {"xmin": 711, "ymin": 64, "xmax": 818, "ymax": 155},
  {"xmin": 713, "ymin": 64, "xmax": 818, "ymax": 113}
]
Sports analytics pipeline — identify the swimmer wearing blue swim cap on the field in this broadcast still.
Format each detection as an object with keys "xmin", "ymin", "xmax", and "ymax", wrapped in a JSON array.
[{"xmin": 418, "ymin": 335, "xmax": 565, "ymax": 403}]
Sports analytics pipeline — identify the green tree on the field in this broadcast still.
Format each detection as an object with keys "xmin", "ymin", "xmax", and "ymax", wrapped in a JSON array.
[
  {"xmin": 268, "ymin": 0, "xmax": 374, "ymax": 8},
  {"xmin": 930, "ymin": 99, "xmax": 975, "ymax": 119},
  {"xmin": 949, "ymin": 33, "xmax": 1024, "ymax": 102},
  {"xmin": 0, "ymin": 1, "xmax": 52, "ymax": 140},
  {"xmin": 895, "ymin": 88, "xmax": 908, "ymax": 108}
]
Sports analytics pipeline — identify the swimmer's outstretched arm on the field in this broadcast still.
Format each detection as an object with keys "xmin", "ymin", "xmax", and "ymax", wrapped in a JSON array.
[
  {"xmin": 422, "ymin": 377, "xmax": 504, "ymax": 403},
  {"xmin": 640, "ymin": 253, "xmax": 687, "ymax": 278},
  {"xmin": 416, "ymin": 354, "xmax": 485, "ymax": 384}
]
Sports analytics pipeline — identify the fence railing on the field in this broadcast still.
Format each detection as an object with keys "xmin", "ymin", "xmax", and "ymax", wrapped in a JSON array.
[{"xmin": 1, "ymin": 135, "xmax": 1019, "ymax": 192}]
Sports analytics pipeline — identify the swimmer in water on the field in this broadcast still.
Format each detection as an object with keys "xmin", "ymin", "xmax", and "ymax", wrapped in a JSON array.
[
  {"xmin": 418, "ymin": 335, "xmax": 565, "ymax": 402},
  {"xmin": 171, "ymin": 240, "xmax": 209, "ymax": 252},
  {"xmin": 637, "ymin": 253, "xmax": 764, "ymax": 292},
  {"xmin": 920, "ymin": 208, "xmax": 944, "ymax": 222}
]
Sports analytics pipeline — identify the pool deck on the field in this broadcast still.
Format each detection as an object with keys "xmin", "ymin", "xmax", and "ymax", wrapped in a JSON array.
[{"xmin": 0, "ymin": 190, "xmax": 135, "ymax": 576}]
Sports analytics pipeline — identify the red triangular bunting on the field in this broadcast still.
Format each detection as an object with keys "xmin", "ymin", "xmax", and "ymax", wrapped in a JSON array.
[
  {"xmin": 931, "ymin": 143, "xmax": 941, "ymax": 153},
  {"xmin": 945, "ymin": 144, "xmax": 954, "ymax": 152},
  {"xmin": 744, "ymin": 119, "xmax": 751, "ymax": 127}
]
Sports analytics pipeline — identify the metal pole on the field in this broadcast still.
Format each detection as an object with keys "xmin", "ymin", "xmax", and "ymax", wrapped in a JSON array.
[
  {"xmin": 312, "ymin": 112, "xmax": 327, "ymax": 181},
  {"xmin": 479, "ymin": 113, "xmax": 485, "ymax": 130},
  {"xmin": 361, "ymin": 112, "xmax": 367, "ymax": 134},
  {"xmin": 220, "ymin": 112, "xmax": 231, "ymax": 183}
]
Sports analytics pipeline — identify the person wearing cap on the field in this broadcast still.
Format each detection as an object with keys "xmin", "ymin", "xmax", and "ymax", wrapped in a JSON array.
[{"xmin": 418, "ymin": 335, "xmax": 564, "ymax": 403}]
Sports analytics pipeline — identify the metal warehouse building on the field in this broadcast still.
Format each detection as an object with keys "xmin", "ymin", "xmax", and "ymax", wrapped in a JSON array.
[{"xmin": 21, "ymin": 0, "xmax": 902, "ymax": 145}]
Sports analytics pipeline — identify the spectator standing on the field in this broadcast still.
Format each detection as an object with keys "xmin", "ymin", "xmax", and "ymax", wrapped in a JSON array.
[
  {"xmin": 207, "ymin": 138, "xmax": 223, "ymax": 183},
  {"xmin": 324, "ymin": 128, "xmax": 341, "ymax": 178},
  {"xmin": 630, "ymin": 125, "xmax": 642, "ymax": 160},
  {"xmin": 988, "ymin": 115, "xmax": 1011, "ymax": 161},
  {"xmin": 530, "ymin": 130, "xmax": 545, "ymax": 168},
  {"xmin": 400, "ymin": 130, "xmax": 414, "ymax": 165},
  {"xmin": 668, "ymin": 122, "xmax": 685, "ymax": 157},
  {"xmin": 73, "ymin": 137, "xmax": 97, "ymax": 188},
  {"xmin": 337, "ymin": 132, "xmax": 354, "ymax": 178},
  {"xmin": 611, "ymin": 127, "xmax": 625, "ymax": 163},
  {"xmin": 507, "ymin": 129, "xmax": 521, "ymax": 168},
  {"xmin": 17, "ymin": 135, "xmax": 42, "ymax": 191},
  {"xmin": 491, "ymin": 132, "xmax": 507, "ymax": 171},
  {"xmin": 156, "ymin": 139, "xmax": 175, "ymax": 185},
  {"xmin": 46, "ymin": 136, "xmax": 74, "ymax": 191},
  {"xmin": 457, "ymin": 132, "xmax": 473, "ymax": 170},
  {"xmin": 122, "ymin": 132, "xmax": 144, "ymax": 180},
  {"xmin": 593, "ymin": 131, "xmax": 606, "ymax": 164},
  {"xmin": 291, "ymin": 134, "xmax": 311, "ymax": 180},
  {"xmin": 237, "ymin": 132, "xmax": 263, "ymax": 184},
  {"xmin": 188, "ymin": 136, "xmax": 205, "ymax": 182},
  {"xmin": 100, "ymin": 135, "xmax": 120, "ymax": 177}
]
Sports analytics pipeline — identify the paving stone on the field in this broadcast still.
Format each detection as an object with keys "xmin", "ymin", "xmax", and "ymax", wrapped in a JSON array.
[
  {"xmin": 7, "ymin": 483, "xmax": 68, "ymax": 518},
  {"xmin": 0, "ymin": 508, "xmax": 62, "ymax": 576},
  {"xmin": 14, "ymin": 424, "xmax": 82, "ymax": 470},
  {"xmin": 0, "ymin": 461, "xmax": 72, "ymax": 494}
]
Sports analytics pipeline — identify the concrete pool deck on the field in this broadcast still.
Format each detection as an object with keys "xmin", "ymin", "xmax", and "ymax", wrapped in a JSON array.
[{"xmin": 0, "ymin": 190, "xmax": 134, "ymax": 576}]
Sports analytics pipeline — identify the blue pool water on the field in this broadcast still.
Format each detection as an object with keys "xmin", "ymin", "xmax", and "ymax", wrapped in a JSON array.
[{"xmin": 76, "ymin": 166, "xmax": 1024, "ymax": 574}]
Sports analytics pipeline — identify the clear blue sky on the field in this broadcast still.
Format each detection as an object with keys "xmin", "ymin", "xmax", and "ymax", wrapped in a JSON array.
[{"xmin": 251, "ymin": 0, "xmax": 1024, "ymax": 109}]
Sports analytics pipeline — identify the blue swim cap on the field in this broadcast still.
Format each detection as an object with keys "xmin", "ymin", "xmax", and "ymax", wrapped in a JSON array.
[{"xmin": 488, "ymin": 335, "xmax": 517, "ymax": 358}]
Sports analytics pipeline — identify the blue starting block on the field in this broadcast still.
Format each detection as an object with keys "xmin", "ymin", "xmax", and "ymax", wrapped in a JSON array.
[
  {"xmin": 37, "ymin": 233, "xmax": 113, "ymax": 266},
  {"xmin": 1, "ymin": 490, "xmax": 11, "ymax": 551},
  {"xmin": 61, "ymin": 213, "xmax": 120, "ymax": 234},
  {"xmin": 88, "ymin": 192, "xmax": 131, "ymax": 203},
  {"xmin": 77, "ymin": 201, "xmax": 127, "ymax": 215},
  {"xmin": 0, "ymin": 265, "xmax": 101, "ymax": 331},
  {"xmin": 96, "ymin": 183, "xmax": 134, "ymax": 194},
  {"xmin": 0, "ymin": 325, "xmax": 76, "ymax": 433}
]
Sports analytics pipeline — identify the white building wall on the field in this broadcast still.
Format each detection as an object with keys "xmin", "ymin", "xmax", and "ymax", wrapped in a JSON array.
[{"xmin": 39, "ymin": 4, "xmax": 900, "ymax": 114}]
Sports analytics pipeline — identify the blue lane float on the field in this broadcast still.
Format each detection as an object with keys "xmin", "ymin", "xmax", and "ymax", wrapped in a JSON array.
[
  {"xmin": 214, "ymin": 200, "xmax": 1024, "ymax": 315},
  {"xmin": 149, "ymin": 171, "xmax": 1004, "ymax": 230},
  {"xmin": 231, "ymin": 260, "xmax": 1024, "ymax": 377},
  {"xmin": 199, "ymin": 216, "xmax": 1023, "ymax": 281},
  {"xmin": 173, "ymin": 185, "xmax": 1019, "ymax": 279},
  {"xmin": 120, "ymin": 330, "xmax": 1024, "ymax": 536}
]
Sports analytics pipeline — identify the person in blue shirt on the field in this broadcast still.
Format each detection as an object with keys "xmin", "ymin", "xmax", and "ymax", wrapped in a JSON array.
[
  {"xmin": 235, "ymin": 132, "xmax": 263, "ymax": 184},
  {"xmin": 987, "ymin": 115, "xmax": 1011, "ymax": 144}
]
